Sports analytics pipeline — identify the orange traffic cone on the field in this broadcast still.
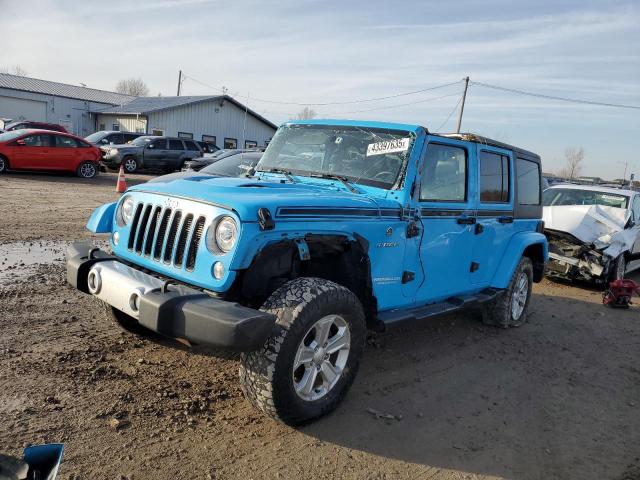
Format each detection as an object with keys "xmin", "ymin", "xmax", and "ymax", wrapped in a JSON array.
[{"xmin": 115, "ymin": 164, "xmax": 127, "ymax": 193}]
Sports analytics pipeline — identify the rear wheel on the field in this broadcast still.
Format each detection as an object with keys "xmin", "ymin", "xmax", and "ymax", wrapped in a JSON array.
[
  {"xmin": 0, "ymin": 155, "xmax": 8, "ymax": 173},
  {"xmin": 77, "ymin": 161, "xmax": 98, "ymax": 178},
  {"xmin": 483, "ymin": 257, "xmax": 533, "ymax": 328},
  {"xmin": 240, "ymin": 277, "xmax": 366, "ymax": 425},
  {"xmin": 123, "ymin": 156, "xmax": 138, "ymax": 173}
]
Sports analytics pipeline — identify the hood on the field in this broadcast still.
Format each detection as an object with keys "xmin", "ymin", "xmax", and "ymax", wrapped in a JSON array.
[
  {"xmin": 145, "ymin": 171, "xmax": 218, "ymax": 184},
  {"xmin": 129, "ymin": 176, "xmax": 399, "ymax": 221},
  {"xmin": 543, "ymin": 204, "xmax": 635, "ymax": 257}
]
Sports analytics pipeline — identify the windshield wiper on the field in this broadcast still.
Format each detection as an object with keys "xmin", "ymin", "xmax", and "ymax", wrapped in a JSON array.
[
  {"xmin": 308, "ymin": 173, "xmax": 360, "ymax": 194},
  {"xmin": 257, "ymin": 168, "xmax": 296, "ymax": 183}
]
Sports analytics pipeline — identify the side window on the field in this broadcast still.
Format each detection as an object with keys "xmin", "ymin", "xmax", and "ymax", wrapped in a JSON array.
[
  {"xmin": 202, "ymin": 135, "xmax": 216, "ymax": 145},
  {"xmin": 516, "ymin": 158, "xmax": 540, "ymax": 205},
  {"xmin": 224, "ymin": 138, "xmax": 238, "ymax": 149},
  {"xmin": 150, "ymin": 139, "xmax": 167, "ymax": 149},
  {"xmin": 480, "ymin": 151, "xmax": 510, "ymax": 203},
  {"xmin": 112, "ymin": 124, "xmax": 120, "ymax": 131},
  {"xmin": 632, "ymin": 196, "xmax": 640, "ymax": 223},
  {"xmin": 169, "ymin": 139, "xmax": 184, "ymax": 150},
  {"xmin": 54, "ymin": 136, "xmax": 79, "ymax": 148},
  {"xmin": 178, "ymin": 132, "xmax": 193, "ymax": 139},
  {"xmin": 23, "ymin": 134, "xmax": 51, "ymax": 147},
  {"xmin": 419, "ymin": 143, "xmax": 467, "ymax": 202},
  {"xmin": 108, "ymin": 133, "xmax": 124, "ymax": 144},
  {"xmin": 184, "ymin": 140, "xmax": 199, "ymax": 151},
  {"xmin": 245, "ymin": 140, "xmax": 257, "ymax": 148},
  {"xmin": 124, "ymin": 134, "xmax": 139, "ymax": 143}
]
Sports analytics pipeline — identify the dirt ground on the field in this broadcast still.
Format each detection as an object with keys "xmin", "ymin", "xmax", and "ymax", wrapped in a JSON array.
[{"xmin": 1, "ymin": 171, "xmax": 639, "ymax": 480}]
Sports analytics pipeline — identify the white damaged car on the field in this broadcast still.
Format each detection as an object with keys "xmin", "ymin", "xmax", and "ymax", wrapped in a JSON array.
[{"xmin": 543, "ymin": 184, "xmax": 640, "ymax": 282}]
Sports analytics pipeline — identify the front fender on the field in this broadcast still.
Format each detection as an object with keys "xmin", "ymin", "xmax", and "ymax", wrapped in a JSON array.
[
  {"xmin": 86, "ymin": 202, "xmax": 116, "ymax": 233},
  {"xmin": 491, "ymin": 232, "xmax": 548, "ymax": 288}
]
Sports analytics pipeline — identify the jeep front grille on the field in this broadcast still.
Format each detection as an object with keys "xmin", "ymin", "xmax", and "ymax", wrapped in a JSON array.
[{"xmin": 127, "ymin": 202, "xmax": 206, "ymax": 271}]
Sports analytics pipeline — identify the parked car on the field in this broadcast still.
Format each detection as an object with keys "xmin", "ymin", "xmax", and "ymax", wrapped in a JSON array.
[
  {"xmin": 67, "ymin": 120, "xmax": 547, "ymax": 425},
  {"xmin": 196, "ymin": 141, "xmax": 220, "ymax": 154},
  {"xmin": 183, "ymin": 149, "xmax": 260, "ymax": 171},
  {"xmin": 3, "ymin": 121, "xmax": 68, "ymax": 133},
  {"xmin": 0, "ymin": 129, "xmax": 101, "ymax": 177},
  {"xmin": 150, "ymin": 151, "xmax": 263, "ymax": 183},
  {"xmin": 100, "ymin": 136, "xmax": 203, "ymax": 173},
  {"xmin": 85, "ymin": 130, "xmax": 147, "ymax": 147},
  {"xmin": 543, "ymin": 184, "xmax": 640, "ymax": 282}
]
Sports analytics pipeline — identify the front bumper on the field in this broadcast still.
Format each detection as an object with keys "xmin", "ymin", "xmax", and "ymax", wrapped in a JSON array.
[{"xmin": 66, "ymin": 242, "xmax": 275, "ymax": 351}]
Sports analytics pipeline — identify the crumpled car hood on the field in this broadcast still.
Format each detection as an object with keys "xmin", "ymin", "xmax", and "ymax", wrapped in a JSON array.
[
  {"xmin": 543, "ymin": 204, "xmax": 636, "ymax": 258},
  {"xmin": 129, "ymin": 176, "xmax": 399, "ymax": 221}
]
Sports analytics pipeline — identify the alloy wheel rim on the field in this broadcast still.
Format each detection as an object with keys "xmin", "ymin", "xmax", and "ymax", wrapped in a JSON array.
[
  {"xmin": 80, "ymin": 163, "xmax": 95, "ymax": 177},
  {"xmin": 0, "ymin": 158, "xmax": 5, "ymax": 171},
  {"xmin": 125, "ymin": 159, "xmax": 137, "ymax": 171},
  {"xmin": 511, "ymin": 272, "xmax": 528, "ymax": 320},
  {"xmin": 292, "ymin": 314, "xmax": 350, "ymax": 402}
]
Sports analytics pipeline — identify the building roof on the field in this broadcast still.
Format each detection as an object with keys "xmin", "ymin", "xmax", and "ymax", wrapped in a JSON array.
[
  {"xmin": 93, "ymin": 95, "xmax": 278, "ymax": 130},
  {"xmin": 0, "ymin": 73, "xmax": 135, "ymax": 105}
]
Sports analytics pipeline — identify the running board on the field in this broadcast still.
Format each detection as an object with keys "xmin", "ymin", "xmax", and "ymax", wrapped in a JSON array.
[{"xmin": 376, "ymin": 288, "xmax": 502, "ymax": 329}]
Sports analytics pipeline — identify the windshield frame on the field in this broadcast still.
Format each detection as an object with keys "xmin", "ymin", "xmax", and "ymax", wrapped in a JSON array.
[
  {"xmin": 256, "ymin": 123, "xmax": 416, "ymax": 190},
  {"xmin": 543, "ymin": 187, "xmax": 630, "ymax": 209}
]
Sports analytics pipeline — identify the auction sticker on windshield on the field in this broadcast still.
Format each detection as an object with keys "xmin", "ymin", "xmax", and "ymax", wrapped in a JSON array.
[{"xmin": 366, "ymin": 138, "xmax": 411, "ymax": 156}]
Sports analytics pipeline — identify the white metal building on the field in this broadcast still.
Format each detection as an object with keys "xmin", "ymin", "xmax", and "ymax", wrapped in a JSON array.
[
  {"xmin": 0, "ymin": 73, "xmax": 134, "ymax": 136},
  {"xmin": 93, "ymin": 95, "xmax": 277, "ymax": 149},
  {"xmin": 0, "ymin": 73, "xmax": 278, "ymax": 148}
]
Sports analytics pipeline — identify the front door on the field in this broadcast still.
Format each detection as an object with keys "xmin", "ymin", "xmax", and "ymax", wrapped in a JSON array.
[
  {"xmin": 410, "ymin": 138, "xmax": 477, "ymax": 304},
  {"xmin": 470, "ymin": 147, "xmax": 515, "ymax": 286},
  {"xmin": 144, "ymin": 138, "xmax": 168, "ymax": 168},
  {"xmin": 18, "ymin": 134, "xmax": 54, "ymax": 169}
]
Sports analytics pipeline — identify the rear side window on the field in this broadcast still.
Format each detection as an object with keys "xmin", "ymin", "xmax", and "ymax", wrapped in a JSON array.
[
  {"xmin": 517, "ymin": 158, "xmax": 540, "ymax": 205},
  {"xmin": 54, "ymin": 136, "xmax": 79, "ymax": 147},
  {"xmin": 480, "ymin": 151, "xmax": 510, "ymax": 203},
  {"xmin": 184, "ymin": 140, "xmax": 199, "ymax": 151},
  {"xmin": 169, "ymin": 139, "xmax": 184, "ymax": 150},
  {"xmin": 420, "ymin": 143, "xmax": 467, "ymax": 202},
  {"xmin": 107, "ymin": 133, "xmax": 124, "ymax": 144}
]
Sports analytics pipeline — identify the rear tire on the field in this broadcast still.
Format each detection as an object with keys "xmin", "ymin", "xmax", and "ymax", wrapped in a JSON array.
[
  {"xmin": 0, "ymin": 155, "xmax": 8, "ymax": 173},
  {"xmin": 77, "ymin": 161, "xmax": 98, "ymax": 178},
  {"xmin": 239, "ymin": 277, "xmax": 366, "ymax": 425},
  {"xmin": 483, "ymin": 257, "xmax": 533, "ymax": 328},
  {"xmin": 122, "ymin": 156, "xmax": 139, "ymax": 173}
]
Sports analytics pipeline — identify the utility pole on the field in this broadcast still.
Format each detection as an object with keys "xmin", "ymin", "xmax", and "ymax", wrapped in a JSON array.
[
  {"xmin": 176, "ymin": 70, "xmax": 182, "ymax": 96},
  {"xmin": 456, "ymin": 76, "xmax": 470, "ymax": 134}
]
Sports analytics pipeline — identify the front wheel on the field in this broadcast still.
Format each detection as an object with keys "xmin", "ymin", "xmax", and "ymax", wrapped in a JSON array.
[
  {"xmin": 0, "ymin": 155, "xmax": 8, "ymax": 173},
  {"xmin": 240, "ymin": 277, "xmax": 366, "ymax": 425},
  {"xmin": 483, "ymin": 257, "xmax": 533, "ymax": 328},
  {"xmin": 77, "ymin": 161, "xmax": 98, "ymax": 178},
  {"xmin": 122, "ymin": 156, "xmax": 139, "ymax": 173}
]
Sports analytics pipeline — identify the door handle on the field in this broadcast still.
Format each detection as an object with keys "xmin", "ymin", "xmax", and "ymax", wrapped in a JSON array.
[
  {"xmin": 457, "ymin": 216, "xmax": 476, "ymax": 225},
  {"xmin": 498, "ymin": 216, "xmax": 514, "ymax": 224}
]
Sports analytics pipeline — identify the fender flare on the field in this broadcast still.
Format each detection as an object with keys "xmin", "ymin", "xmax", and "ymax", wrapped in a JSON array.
[
  {"xmin": 490, "ymin": 231, "xmax": 548, "ymax": 288},
  {"xmin": 86, "ymin": 202, "xmax": 116, "ymax": 233}
]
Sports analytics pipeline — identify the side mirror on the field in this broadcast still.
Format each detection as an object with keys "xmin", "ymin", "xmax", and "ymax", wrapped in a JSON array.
[{"xmin": 146, "ymin": 144, "xmax": 154, "ymax": 149}]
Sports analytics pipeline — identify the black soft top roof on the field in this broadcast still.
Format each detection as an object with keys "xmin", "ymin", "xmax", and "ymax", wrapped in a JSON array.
[{"xmin": 434, "ymin": 133, "xmax": 541, "ymax": 162}]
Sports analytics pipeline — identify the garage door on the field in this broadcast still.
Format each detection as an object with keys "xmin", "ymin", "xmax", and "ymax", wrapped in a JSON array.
[{"xmin": 0, "ymin": 96, "xmax": 48, "ymax": 123}]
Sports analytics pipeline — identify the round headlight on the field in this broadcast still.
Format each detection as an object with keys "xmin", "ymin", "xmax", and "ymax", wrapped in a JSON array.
[
  {"xmin": 208, "ymin": 216, "xmax": 238, "ymax": 253},
  {"xmin": 117, "ymin": 196, "xmax": 135, "ymax": 227}
]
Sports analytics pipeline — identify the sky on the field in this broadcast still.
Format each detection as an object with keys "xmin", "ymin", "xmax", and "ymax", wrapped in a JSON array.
[{"xmin": 1, "ymin": 0, "xmax": 639, "ymax": 179}]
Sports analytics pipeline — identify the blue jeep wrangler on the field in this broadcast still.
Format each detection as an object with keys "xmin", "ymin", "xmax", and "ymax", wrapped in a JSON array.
[{"xmin": 67, "ymin": 120, "xmax": 547, "ymax": 424}]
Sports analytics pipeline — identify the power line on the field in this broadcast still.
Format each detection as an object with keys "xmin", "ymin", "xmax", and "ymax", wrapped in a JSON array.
[
  {"xmin": 471, "ymin": 80, "xmax": 640, "ymax": 110},
  {"xmin": 434, "ymin": 95, "xmax": 464, "ymax": 132},
  {"xmin": 183, "ymin": 73, "xmax": 463, "ymax": 106},
  {"xmin": 321, "ymin": 91, "xmax": 463, "ymax": 116}
]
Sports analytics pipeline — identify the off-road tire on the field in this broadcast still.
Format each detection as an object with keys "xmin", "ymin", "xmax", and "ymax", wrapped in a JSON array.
[
  {"xmin": 0, "ymin": 155, "xmax": 8, "ymax": 173},
  {"xmin": 76, "ymin": 161, "xmax": 98, "ymax": 178},
  {"xmin": 483, "ymin": 257, "xmax": 533, "ymax": 328},
  {"xmin": 122, "ymin": 156, "xmax": 139, "ymax": 173},
  {"xmin": 607, "ymin": 254, "xmax": 627, "ymax": 282},
  {"xmin": 239, "ymin": 277, "xmax": 366, "ymax": 425}
]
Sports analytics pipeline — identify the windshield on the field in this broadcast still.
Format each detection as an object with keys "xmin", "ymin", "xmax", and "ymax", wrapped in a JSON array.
[
  {"xmin": 256, "ymin": 124, "xmax": 415, "ymax": 189},
  {"xmin": 85, "ymin": 132, "xmax": 106, "ymax": 143},
  {"xmin": 131, "ymin": 136, "xmax": 154, "ymax": 146},
  {"xmin": 0, "ymin": 130, "xmax": 26, "ymax": 142},
  {"xmin": 201, "ymin": 152, "xmax": 262, "ymax": 177},
  {"xmin": 543, "ymin": 188, "xmax": 629, "ymax": 209}
]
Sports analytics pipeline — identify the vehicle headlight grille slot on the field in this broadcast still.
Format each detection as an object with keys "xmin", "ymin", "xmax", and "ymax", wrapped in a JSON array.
[
  {"xmin": 154, "ymin": 209, "xmax": 172, "ymax": 260},
  {"xmin": 127, "ymin": 203, "xmax": 144, "ymax": 250},
  {"xmin": 186, "ymin": 216, "xmax": 206, "ymax": 271},
  {"xmin": 163, "ymin": 211, "xmax": 182, "ymax": 263},
  {"xmin": 174, "ymin": 214, "xmax": 194, "ymax": 267},
  {"xmin": 135, "ymin": 205, "xmax": 153, "ymax": 253}
]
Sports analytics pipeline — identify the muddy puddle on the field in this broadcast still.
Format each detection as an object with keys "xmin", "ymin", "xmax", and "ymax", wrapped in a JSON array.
[{"xmin": 0, "ymin": 241, "xmax": 68, "ymax": 283}]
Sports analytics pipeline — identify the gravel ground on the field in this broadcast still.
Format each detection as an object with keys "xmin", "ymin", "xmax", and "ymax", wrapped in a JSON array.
[{"xmin": 1, "ymin": 171, "xmax": 639, "ymax": 480}]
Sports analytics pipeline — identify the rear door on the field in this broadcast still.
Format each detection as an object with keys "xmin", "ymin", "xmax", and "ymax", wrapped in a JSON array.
[
  {"xmin": 52, "ymin": 134, "xmax": 80, "ymax": 171},
  {"xmin": 167, "ymin": 139, "xmax": 186, "ymax": 168},
  {"xmin": 470, "ymin": 147, "xmax": 515, "ymax": 286},
  {"xmin": 408, "ymin": 137, "xmax": 477, "ymax": 303}
]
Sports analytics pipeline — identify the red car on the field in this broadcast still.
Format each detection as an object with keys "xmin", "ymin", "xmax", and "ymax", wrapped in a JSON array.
[
  {"xmin": 4, "ymin": 121, "xmax": 68, "ymax": 133},
  {"xmin": 0, "ymin": 129, "xmax": 101, "ymax": 178}
]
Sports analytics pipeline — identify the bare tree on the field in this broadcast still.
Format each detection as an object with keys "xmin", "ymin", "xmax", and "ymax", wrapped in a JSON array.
[
  {"xmin": 557, "ymin": 147, "xmax": 584, "ymax": 179},
  {"xmin": 115, "ymin": 78, "xmax": 149, "ymax": 97},
  {"xmin": 0, "ymin": 64, "xmax": 28, "ymax": 76},
  {"xmin": 295, "ymin": 106, "xmax": 317, "ymax": 120}
]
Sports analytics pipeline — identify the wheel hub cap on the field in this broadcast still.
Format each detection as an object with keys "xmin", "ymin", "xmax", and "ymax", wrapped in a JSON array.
[
  {"xmin": 511, "ymin": 273, "xmax": 528, "ymax": 320},
  {"xmin": 292, "ymin": 314, "xmax": 350, "ymax": 402}
]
